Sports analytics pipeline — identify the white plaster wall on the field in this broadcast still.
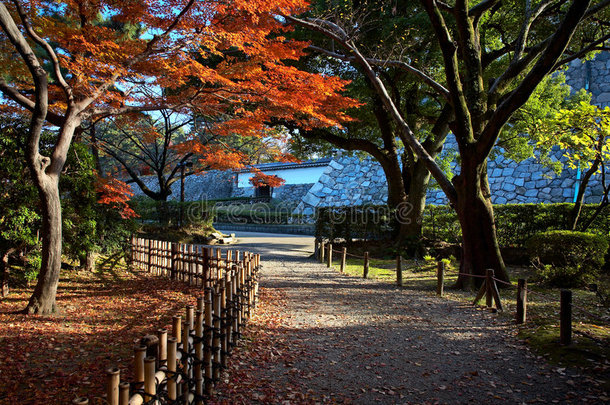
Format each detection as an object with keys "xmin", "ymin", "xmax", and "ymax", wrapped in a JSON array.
[{"xmin": 236, "ymin": 166, "xmax": 327, "ymax": 188}]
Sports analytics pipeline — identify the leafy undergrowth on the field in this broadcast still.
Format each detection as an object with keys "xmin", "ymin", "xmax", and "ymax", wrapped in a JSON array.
[
  {"xmin": 0, "ymin": 259, "xmax": 201, "ymax": 404},
  {"xmin": 331, "ymin": 255, "xmax": 610, "ymax": 380}
]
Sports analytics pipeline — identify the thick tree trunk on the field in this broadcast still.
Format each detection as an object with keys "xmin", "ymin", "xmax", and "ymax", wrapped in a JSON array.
[
  {"xmin": 453, "ymin": 162, "xmax": 509, "ymax": 289},
  {"xmin": 399, "ymin": 161, "xmax": 432, "ymax": 242},
  {"xmin": 24, "ymin": 175, "xmax": 62, "ymax": 314}
]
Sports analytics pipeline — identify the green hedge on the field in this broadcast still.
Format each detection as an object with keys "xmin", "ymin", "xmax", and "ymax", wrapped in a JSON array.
[
  {"xmin": 316, "ymin": 203, "xmax": 610, "ymax": 248},
  {"xmin": 526, "ymin": 231, "xmax": 609, "ymax": 287}
]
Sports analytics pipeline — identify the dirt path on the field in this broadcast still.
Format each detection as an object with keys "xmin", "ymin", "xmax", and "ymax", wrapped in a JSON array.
[{"xmin": 214, "ymin": 231, "xmax": 607, "ymax": 404}]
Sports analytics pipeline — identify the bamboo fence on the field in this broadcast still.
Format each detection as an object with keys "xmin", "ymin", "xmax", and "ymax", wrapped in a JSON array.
[{"xmin": 73, "ymin": 237, "xmax": 261, "ymax": 405}]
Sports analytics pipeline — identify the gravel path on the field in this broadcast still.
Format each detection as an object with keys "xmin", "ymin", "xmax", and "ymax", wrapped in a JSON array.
[{"xmin": 215, "ymin": 232, "xmax": 607, "ymax": 404}]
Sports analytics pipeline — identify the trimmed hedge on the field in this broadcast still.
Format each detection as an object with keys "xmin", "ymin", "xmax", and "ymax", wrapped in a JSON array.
[
  {"xmin": 316, "ymin": 203, "xmax": 610, "ymax": 248},
  {"xmin": 526, "ymin": 230, "xmax": 609, "ymax": 287}
]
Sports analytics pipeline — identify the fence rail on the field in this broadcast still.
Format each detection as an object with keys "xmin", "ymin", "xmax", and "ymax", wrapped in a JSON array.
[{"xmin": 73, "ymin": 237, "xmax": 261, "ymax": 405}]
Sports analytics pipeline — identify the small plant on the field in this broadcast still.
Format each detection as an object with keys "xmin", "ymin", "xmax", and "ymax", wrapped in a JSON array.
[{"xmin": 423, "ymin": 254, "xmax": 435, "ymax": 263}]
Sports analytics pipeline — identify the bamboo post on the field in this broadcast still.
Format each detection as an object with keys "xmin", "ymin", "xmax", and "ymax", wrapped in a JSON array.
[
  {"xmin": 130, "ymin": 235, "xmax": 136, "ymax": 265},
  {"xmin": 72, "ymin": 398, "xmax": 88, "ymax": 405},
  {"xmin": 363, "ymin": 251, "xmax": 369, "ymax": 279},
  {"xmin": 167, "ymin": 337, "xmax": 178, "ymax": 401},
  {"xmin": 327, "ymin": 243, "xmax": 333, "ymax": 267},
  {"xmin": 231, "ymin": 268, "xmax": 239, "ymax": 344},
  {"xmin": 485, "ymin": 269, "xmax": 493, "ymax": 308},
  {"xmin": 396, "ymin": 255, "xmax": 403, "ymax": 287},
  {"xmin": 197, "ymin": 296, "xmax": 204, "ymax": 313},
  {"xmin": 157, "ymin": 328, "xmax": 167, "ymax": 363},
  {"xmin": 220, "ymin": 279, "xmax": 228, "ymax": 368},
  {"xmin": 516, "ymin": 279, "xmax": 527, "ymax": 324},
  {"xmin": 186, "ymin": 304, "xmax": 195, "ymax": 332},
  {"xmin": 212, "ymin": 287, "xmax": 222, "ymax": 384},
  {"xmin": 172, "ymin": 315, "xmax": 182, "ymax": 344},
  {"xmin": 560, "ymin": 289, "xmax": 572, "ymax": 345},
  {"xmin": 436, "ymin": 261, "xmax": 445, "ymax": 297},
  {"xmin": 134, "ymin": 345, "xmax": 147, "ymax": 383},
  {"xmin": 320, "ymin": 241, "xmax": 326, "ymax": 263},
  {"xmin": 144, "ymin": 357, "xmax": 156, "ymax": 403},
  {"xmin": 225, "ymin": 271, "xmax": 234, "ymax": 351},
  {"xmin": 204, "ymin": 288, "xmax": 213, "ymax": 396},
  {"xmin": 216, "ymin": 249, "xmax": 222, "ymax": 280},
  {"xmin": 147, "ymin": 239, "xmax": 152, "ymax": 272},
  {"xmin": 340, "ymin": 247, "xmax": 346, "ymax": 273},
  {"xmin": 195, "ymin": 310, "xmax": 204, "ymax": 404},
  {"xmin": 106, "ymin": 367, "xmax": 120, "ymax": 405},
  {"xmin": 189, "ymin": 244, "xmax": 196, "ymax": 285},
  {"xmin": 119, "ymin": 382, "xmax": 130, "ymax": 405},
  {"xmin": 203, "ymin": 247, "xmax": 210, "ymax": 288}
]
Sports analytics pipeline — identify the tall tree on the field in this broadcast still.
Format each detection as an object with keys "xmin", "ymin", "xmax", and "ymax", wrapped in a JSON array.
[
  {"xmin": 0, "ymin": 0, "xmax": 355, "ymax": 313},
  {"xmin": 288, "ymin": 0, "xmax": 610, "ymax": 286}
]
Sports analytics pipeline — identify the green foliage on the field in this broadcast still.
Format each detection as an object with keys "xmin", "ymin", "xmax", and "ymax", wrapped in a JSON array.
[
  {"xmin": 526, "ymin": 231, "xmax": 609, "ymax": 287},
  {"xmin": 315, "ymin": 206, "xmax": 395, "ymax": 241},
  {"xmin": 316, "ymin": 203, "xmax": 610, "ymax": 248},
  {"xmin": 0, "ymin": 116, "xmax": 41, "ymax": 269}
]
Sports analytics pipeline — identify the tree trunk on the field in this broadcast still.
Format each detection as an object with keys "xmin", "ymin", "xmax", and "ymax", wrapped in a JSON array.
[
  {"xmin": 24, "ymin": 175, "xmax": 62, "ymax": 314},
  {"xmin": 0, "ymin": 248, "xmax": 16, "ymax": 298},
  {"xmin": 399, "ymin": 160, "xmax": 432, "ymax": 242},
  {"xmin": 80, "ymin": 251, "xmax": 97, "ymax": 272},
  {"xmin": 453, "ymin": 161, "xmax": 509, "ymax": 289},
  {"xmin": 570, "ymin": 159, "xmax": 600, "ymax": 230}
]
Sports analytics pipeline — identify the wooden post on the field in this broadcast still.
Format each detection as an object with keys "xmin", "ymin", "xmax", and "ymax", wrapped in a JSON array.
[
  {"xmin": 157, "ymin": 328, "xmax": 167, "ymax": 363},
  {"xmin": 147, "ymin": 239, "xmax": 152, "ymax": 272},
  {"xmin": 172, "ymin": 315, "xmax": 182, "ymax": 344},
  {"xmin": 186, "ymin": 304, "xmax": 195, "ymax": 332},
  {"xmin": 315, "ymin": 240, "xmax": 320, "ymax": 260},
  {"xmin": 220, "ymin": 279, "xmax": 228, "ymax": 368},
  {"xmin": 340, "ymin": 247, "xmax": 346, "ymax": 273},
  {"xmin": 516, "ymin": 279, "xmax": 527, "ymax": 324},
  {"xmin": 204, "ymin": 288, "xmax": 213, "ymax": 396},
  {"xmin": 195, "ymin": 310, "xmax": 204, "ymax": 404},
  {"xmin": 396, "ymin": 255, "xmax": 403, "ymax": 287},
  {"xmin": 144, "ymin": 357, "xmax": 156, "ymax": 402},
  {"xmin": 106, "ymin": 367, "xmax": 120, "ymax": 405},
  {"xmin": 485, "ymin": 269, "xmax": 493, "ymax": 308},
  {"xmin": 320, "ymin": 241, "xmax": 326, "ymax": 263},
  {"xmin": 363, "ymin": 251, "xmax": 369, "ymax": 279},
  {"xmin": 560, "ymin": 289, "xmax": 572, "ymax": 345},
  {"xmin": 119, "ymin": 382, "xmax": 130, "ymax": 405},
  {"xmin": 134, "ymin": 345, "xmax": 147, "ymax": 383},
  {"xmin": 327, "ymin": 243, "xmax": 333, "ymax": 267},
  {"xmin": 212, "ymin": 287, "xmax": 222, "ymax": 384},
  {"xmin": 436, "ymin": 261, "xmax": 445, "ymax": 297},
  {"xmin": 167, "ymin": 337, "xmax": 178, "ymax": 401}
]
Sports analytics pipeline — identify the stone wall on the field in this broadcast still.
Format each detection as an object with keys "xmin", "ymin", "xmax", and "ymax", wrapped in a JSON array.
[
  {"xmin": 564, "ymin": 52, "xmax": 610, "ymax": 108},
  {"xmin": 295, "ymin": 139, "xmax": 609, "ymax": 214},
  {"xmin": 129, "ymin": 170, "xmax": 235, "ymax": 201}
]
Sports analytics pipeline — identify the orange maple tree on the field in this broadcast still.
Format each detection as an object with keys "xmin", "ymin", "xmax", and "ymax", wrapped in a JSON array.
[{"xmin": 0, "ymin": 0, "xmax": 357, "ymax": 314}]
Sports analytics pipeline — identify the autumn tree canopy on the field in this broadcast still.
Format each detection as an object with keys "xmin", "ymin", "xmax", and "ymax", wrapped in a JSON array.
[{"xmin": 0, "ymin": 0, "xmax": 357, "ymax": 313}]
